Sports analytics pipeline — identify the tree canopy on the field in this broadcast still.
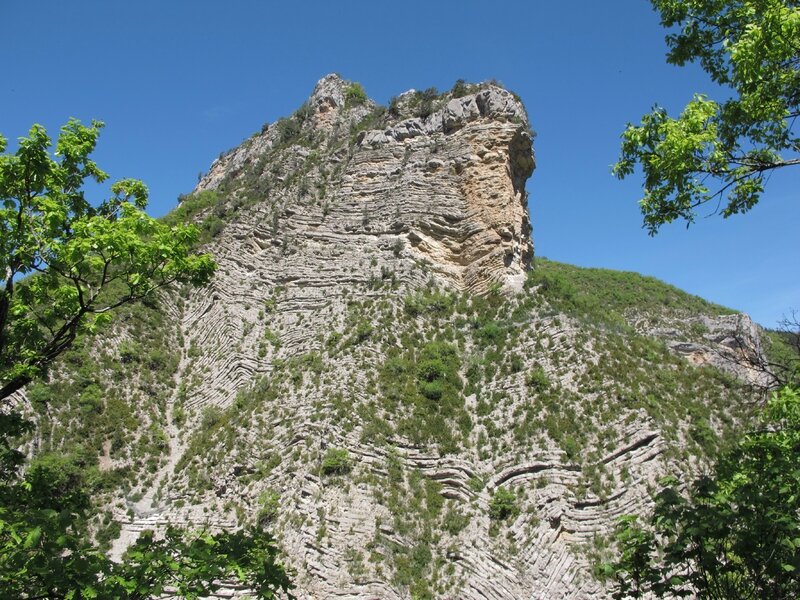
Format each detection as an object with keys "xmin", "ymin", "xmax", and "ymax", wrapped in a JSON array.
[
  {"xmin": 613, "ymin": 0, "xmax": 799, "ymax": 234},
  {"xmin": 607, "ymin": 386, "xmax": 800, "ymax": 599},
  {"xmin": 0, "ymin": 120, "xmax": 294, "ymax": 598},
  {"xmin": 0, "ymin": 119, "xmax": 216, "ymax": 402}
]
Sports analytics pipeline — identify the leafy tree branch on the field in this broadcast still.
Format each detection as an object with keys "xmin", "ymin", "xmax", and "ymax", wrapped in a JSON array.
[
  {"xmin": 607, "ymin": 386, "xmax": 800, "ymax": 599},
  {"xmin": 0, "ymin": 120, "xmax": 216, "ymax": 402},
  {"xmin": 614, "ymin": 0, "xmax": 799, "ymax": 234}
]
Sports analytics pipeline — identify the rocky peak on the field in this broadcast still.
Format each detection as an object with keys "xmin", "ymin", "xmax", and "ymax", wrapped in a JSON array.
[
  {"xmin": 310, "ymin": 73, "xmax": 347, "ymax": 106},
  {"xmin": 307, "ymin": 73, "xmax": 368, "ymax": 130},
  {"xmin": 308, "ymin": 73, "xmax": 346, "ymax": 110},
  {"xmin": 192, "ymin": 77, "xmax": 535, "ymax": 293},
  {"xmin": 34, "ymin": 75, "xmax": 767, "ymax": 600}
]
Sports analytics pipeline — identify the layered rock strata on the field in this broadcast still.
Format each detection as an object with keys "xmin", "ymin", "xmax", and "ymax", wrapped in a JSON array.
[{"xmin": 36, "ymin": 75, "xmax": 758, "ymax": 600}]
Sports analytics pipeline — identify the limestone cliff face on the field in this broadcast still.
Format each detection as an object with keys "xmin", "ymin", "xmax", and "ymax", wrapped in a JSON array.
[
  {"xmin": 45, "ymin": 76, "xmax": 758, "ymax": 600},
  {"xmin": 196, "ymin": 73, "xmax": 534, "ymax": 294}
]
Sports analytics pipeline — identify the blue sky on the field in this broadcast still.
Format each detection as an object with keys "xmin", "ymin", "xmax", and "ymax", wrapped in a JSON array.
[{"xmin": 3, "ymin": 1, "xmax": 797, "ymax": 327}]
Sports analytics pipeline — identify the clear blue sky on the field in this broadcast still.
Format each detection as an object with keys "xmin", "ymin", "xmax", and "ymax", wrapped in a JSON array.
[{"xmin": 2, "ymin": 1, "xmax": 797, "ymax": 327}]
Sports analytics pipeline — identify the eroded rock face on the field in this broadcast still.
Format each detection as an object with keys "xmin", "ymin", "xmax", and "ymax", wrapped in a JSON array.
[
  {"xmin": 646, "ymin": 312, "xmax": 772, "ymax": 388},
  {"xmin": 197, "ymin": 74, "xmax": 534, "ymax": 294},
  {"xmin": 87, "ymin": 77, "xmax": 759, "ymax": 600}
]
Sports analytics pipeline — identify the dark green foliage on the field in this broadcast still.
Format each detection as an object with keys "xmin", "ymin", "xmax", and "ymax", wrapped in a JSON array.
[
  {"xmin": 391, "ymin": 540, "xmax": 434, "ymax": 599},
  {"xmin": 450, "ymin": 78, "xmax": 470, "ymax": 98},
  {"xmin": 525, "ymin": 366, "xmax": 550, "ymax": 392},
  {"xmin": 351, "ymin": 320, "xmax": 373, "ymax": 345},
  {"xmin": 404, "ymin": 289, "xmax": 455, "ymax": 318},
  {"xmin": 417, "ymin": 342, "xmax": 460, "ymax": 399},
  {"xmin": 203, "ymin": 214, "xmax": 224, "ymax": 238},
  {"xmin": 608, "ymin": 387, "xmax": 800, "ymax": 599},
  {"xmin": 489, "ymin": 486, "xmax": 519, "ymax": 521},
  {"xmin": 321, "ymin": 448, "xmax": 352, "ymax": 475},
  {"xmin": 256, "ymin": 490, "xmax": 280, "ymax": 527},
  {"xmin": 276, "ymin": 117, "xmax": 301, "ymax": 145},
  {"xmin": 473, "ymin": 320, "xmax": 506, "ymax": 347},
  {"xmin": 414, "ymin": 87, "xmax": 439, "ymax": 119},
  {"xmin": 388, "ymin": 95, "xmax": 401, "ymax": 117},
  {"xmin": 272, "ymin": 102, "xmax": 316, "ymax": 148}
]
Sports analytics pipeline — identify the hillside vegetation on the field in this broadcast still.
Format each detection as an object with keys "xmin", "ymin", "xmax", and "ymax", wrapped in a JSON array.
[
  {"xmin": 24, "ymin": 258, "xmax": 757, "ymax": 598},
  {"xmin": 11, "ymin": 76, "xmax": 767, "ymax": 599}
]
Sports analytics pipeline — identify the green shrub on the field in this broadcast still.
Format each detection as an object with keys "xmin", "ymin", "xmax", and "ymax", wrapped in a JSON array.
[
  {"xmin": 162, "ymin": 190, "xmax": 220, "ymax": 228},
  {"xmin": 200, "ymin": 405, "xmax": 223, "ymax": 431},
  {"xmin": 489, "ymin": 486, "xmax": 519, "ymax": 521},
  {"xmin": 119, "ymin": 341, "xmax": 140, "ymax": 364},
  {"xmin": 468, "ymin": 476, "xmax": 485, "ymax": 492},
  {"xmin": 443, "ymin": 508, "xmax": 470, "ymax": 535},
  {"xmin": 321, "ymin": 448, "xmax": 351, "ymax": 475},
  {"xmin": 404, "ymin": 291, "xmax": 455, "ymax": 318},
  {"xmin": 344, "ymin": 83, "xmax": 368, "ymax": 107},
  {"xmin": 416, "ymin": 342, "xmax": 461, "ymax": 399},
  {"xmin": 414, "ymin": 87, "xmax": 439, "ymax": 119},
  {"xmin": 256, "ymin": 490, "xmax": 280, "ymax": 527},
  {"xmin": 420, "ymin": 379, "xmax": 444, "ymax": 401},
  {"xmin": 276, "ymin": 117, "xmax": 301, "ymax": 145},
  {"xmin": 526, "ymin": 366, "xmax": 550, "ymax": 392},
  {"xmin": 202, "ymin": 215, "xmax": 224, "ymax": 239},
  {"xmin": 450, "ymin": 78, "xmax": 470, "ymax": 98},
  {"xmin": 474, "ymin": 321, "xmax": 506, "ymax": 347}
]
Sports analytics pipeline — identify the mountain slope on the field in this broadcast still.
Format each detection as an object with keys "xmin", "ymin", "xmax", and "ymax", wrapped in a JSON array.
[{"xmin": 20, "ymin": 75, "xmax": 765, "ymax": 599}]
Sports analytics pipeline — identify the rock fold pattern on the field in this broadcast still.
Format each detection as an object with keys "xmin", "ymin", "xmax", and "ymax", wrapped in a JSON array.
[{"xmin": 58, "ymin": 76, "xmax": 759, "ymax": 599}]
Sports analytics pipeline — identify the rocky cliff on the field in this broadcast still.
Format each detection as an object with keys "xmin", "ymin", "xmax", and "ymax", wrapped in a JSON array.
[
  {"xmin": 197, "ymin": 74, "xmax": 533, "ymax": 294},
  {"xmin": 25, "ymin": 75, "xmax": 763, "ymax": 599}
]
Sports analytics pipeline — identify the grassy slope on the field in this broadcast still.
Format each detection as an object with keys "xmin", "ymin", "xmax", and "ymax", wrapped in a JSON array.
[{"xmin": 528, "ymin": 258, "xmax": 734, "ymax": 324}]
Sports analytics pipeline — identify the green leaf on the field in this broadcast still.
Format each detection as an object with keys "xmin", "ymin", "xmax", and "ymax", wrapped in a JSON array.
[{"xmin": 23, "ymin": 526, "xmax": 42, "ymax": 549}]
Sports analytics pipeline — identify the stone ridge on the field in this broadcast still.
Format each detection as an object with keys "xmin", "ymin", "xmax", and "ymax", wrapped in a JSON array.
[
  {"xmin": 82, "ymin": 76, "xmax": 759, "ymax": 600},
  {"xmin": 194, "ymin": 74, "xmax": 535, "ymax": 294}
]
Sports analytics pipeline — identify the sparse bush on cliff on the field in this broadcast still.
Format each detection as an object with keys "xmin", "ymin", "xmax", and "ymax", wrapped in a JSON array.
[
  {"xmin": 321, "ymin": 448, "xmax": 352, "ymax": 475},
  {"xmin": 489, "ymin": 487, "xmax": 519, "ymax": 521},
  {"xmin": 344, "ymin": 82, "xmax": 368, "ymax": 107}
]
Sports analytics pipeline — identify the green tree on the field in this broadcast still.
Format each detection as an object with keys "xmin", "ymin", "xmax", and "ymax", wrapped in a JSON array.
[
  {"xmin": 608, "ymin": 386, "xmax": 800, "ymax": 599},
  {"xmin": 0, "ymin": 120, "xmax": 294, "ymax": 598},
  {"xmin": 0, "ymin": 119, "xmax": 215, "ymax": 401},
  {"xmin": 488, "ymin": 486, "xmax": 519, "ymax": 522},
  {"xmin": 613, "ymin": 0, "xmax": 799, "ymax": 234},
  {"xmin": 0, "ymin": 437, "xmax": 293, "ymax": 599}
]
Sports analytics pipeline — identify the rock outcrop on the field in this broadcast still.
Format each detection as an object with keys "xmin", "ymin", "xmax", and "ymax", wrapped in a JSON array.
[
  {"xmin": 197, "ymin": 73, "xmax": 534, "ymax": 295},
  {"xmin": 29, "ymin": 75, "xmax": 763, "ymax": 600}
]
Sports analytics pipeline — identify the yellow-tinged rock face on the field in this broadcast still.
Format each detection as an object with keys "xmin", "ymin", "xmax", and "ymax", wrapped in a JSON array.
[{"xmin": 196, "ymin": 76, "xmax": 535, "ymax": 295}]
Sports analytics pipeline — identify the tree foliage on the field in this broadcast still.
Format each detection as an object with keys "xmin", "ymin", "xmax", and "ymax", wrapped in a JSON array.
[
  {"xmin": 488, "ymin": 486, "xmax": 519, "ymax": 522},
  {"xmin": 0, "ymin": 121, "xmax": 294, "ymax": 598},
  {"xmin": 614, "ymin": 0, "xmax": 799, "ymax": 234},
  {"xmin": 0, "ymin": 119, "xmax": 216, "ymax": 401},
  {"xmin": 608, "ymin": 386, "xmax": 800, "ymax": 599},
  {"xmin": 0, "ymin": 419, "xmax": 293, "ymax": 599}
]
